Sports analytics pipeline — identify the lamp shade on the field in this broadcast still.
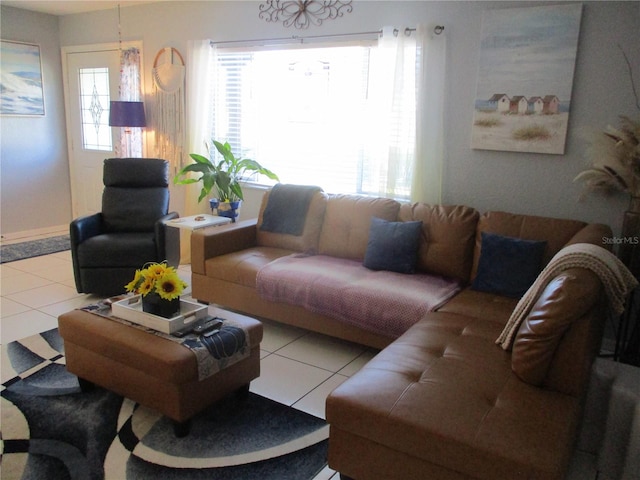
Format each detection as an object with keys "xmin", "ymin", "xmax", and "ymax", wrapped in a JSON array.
[{"xmin": 109, "ymin": 101, "xmax": 146, "ymax": 127}]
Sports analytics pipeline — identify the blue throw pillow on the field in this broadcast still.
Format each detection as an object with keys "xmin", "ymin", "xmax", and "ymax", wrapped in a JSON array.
[
  {"xmin": 472, "ymin": 232, "xmax": 547, "ymax": 298},
  {"xmin": 363, "ymin": 217, "xmax": 423, "ymax": 274}
]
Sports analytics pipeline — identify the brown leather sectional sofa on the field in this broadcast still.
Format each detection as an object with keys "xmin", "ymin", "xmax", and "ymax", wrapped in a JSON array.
[{"xmin": 191, "ymin": 188, "xmax": 613, "ymax": 479}]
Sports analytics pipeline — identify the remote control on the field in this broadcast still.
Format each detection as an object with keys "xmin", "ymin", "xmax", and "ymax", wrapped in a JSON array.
[
  {"xmin": 203, "ymin": 328, "xmax": 222, "ymax": 337},
  {"xmin": 193, "ymin": 317, "xmax": 224, "ymax": 334}
]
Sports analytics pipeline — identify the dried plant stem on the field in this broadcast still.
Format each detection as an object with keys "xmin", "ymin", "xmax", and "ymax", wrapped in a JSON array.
[{"xmin": 619, "ymin": 44, "xmax": 640, "ymax": 112}]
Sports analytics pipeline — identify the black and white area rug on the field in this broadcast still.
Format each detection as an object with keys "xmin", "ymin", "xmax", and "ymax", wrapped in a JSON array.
[
  {"xmin": 0, "ymin": 235, "xmax": 71, "ymax": 263},
  {"xmin": 1, "ymin": 329, "xmax": 329, "ymax": 480}
]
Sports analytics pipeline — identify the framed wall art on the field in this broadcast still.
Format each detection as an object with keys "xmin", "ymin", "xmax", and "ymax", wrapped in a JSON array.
[
  {"xmin": 471, "ymin": 4, "xmax": 583, "ymax": 154},
  {"xmin": 1, "ymin": 40, "xmax": 45, "ymax": 116}
]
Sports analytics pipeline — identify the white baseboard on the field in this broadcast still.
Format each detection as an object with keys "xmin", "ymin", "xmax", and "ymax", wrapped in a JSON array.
[{"xmin": 1, "ymin": 224, "xmax": 68, "ymax": 243}]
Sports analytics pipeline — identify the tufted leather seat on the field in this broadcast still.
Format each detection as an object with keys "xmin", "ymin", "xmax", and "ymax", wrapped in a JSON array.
[{"xmin": 327, "ymin": 271, "xmax": 608, "ymax": 480}]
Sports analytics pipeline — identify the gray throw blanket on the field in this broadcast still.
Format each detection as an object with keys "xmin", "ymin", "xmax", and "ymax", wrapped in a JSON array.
[{"xmin": 260, "ymin": 184, "xmax": 322, "ymax": 236}]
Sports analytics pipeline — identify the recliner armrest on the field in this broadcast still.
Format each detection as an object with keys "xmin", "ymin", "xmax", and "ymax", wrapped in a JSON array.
[
  {"xmin": 191, "ymin": 219, "xmax": 258, "ymax": 275},
  {"xmin": 70, "ymin": 212, "xmax": 103, "ymax": 293},
  {"xmin": 70, "ymin": 213, "xmax": 103, "ymax": 245}
]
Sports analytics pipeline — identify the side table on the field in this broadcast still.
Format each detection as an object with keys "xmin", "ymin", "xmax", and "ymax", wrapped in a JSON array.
[
  {"xmin": 617, "ymin": 288, "xmax": 640, "ymax": 366},
  {"xmin": 167, "ymin": 214, "xmax": 231, "ymax": 264},
  {"xmin": 167, "ymin": 214, "xmax": 231, "ymax": 230}
]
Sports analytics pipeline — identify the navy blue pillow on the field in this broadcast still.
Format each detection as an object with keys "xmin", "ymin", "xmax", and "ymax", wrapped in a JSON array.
[
  {"xmin": 472, "ymin": 232, "xmax": 547, "ymax": 298},
  {"xmin": 363, "ymin": 217, "xmax": 423, "ymax": 274}
]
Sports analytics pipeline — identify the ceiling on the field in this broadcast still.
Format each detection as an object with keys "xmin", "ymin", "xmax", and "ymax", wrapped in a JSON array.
[{"xmin": 1, "ymin": 1, "xmax": 158, "ymax": 16}]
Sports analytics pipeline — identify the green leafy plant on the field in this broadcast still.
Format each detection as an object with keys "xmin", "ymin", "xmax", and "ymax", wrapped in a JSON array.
[{"xmin": 174, "ymin": 140, "xmax": 279, "ymax": 203}]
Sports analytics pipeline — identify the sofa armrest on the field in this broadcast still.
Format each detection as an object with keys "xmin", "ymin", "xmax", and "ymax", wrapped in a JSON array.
[
  {"xmin": 565, "ymin": 223, "xmax": 612, "ymax": 250},
  {"xmin": 191, "ymin": 219, "xmax": 258, "ymax": 275}
]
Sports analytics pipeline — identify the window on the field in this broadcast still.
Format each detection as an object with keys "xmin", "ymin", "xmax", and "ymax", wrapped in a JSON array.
[
  {"xmin": 209, "ymin": 39, "xmax": 416, "ymax": 199},
  {"xmin": 79, "ymin": 67, "xmax": 112, "ymax": 151}
]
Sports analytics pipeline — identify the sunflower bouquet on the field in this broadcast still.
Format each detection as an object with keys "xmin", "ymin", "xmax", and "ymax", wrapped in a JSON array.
[{"xmin": 125, "ymin": 262, "xmax": 187, "ymax": 301}]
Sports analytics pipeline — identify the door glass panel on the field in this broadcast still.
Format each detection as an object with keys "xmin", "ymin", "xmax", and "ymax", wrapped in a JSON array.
[{"xmin": 78, "ymin": 67, "xmax": 112, "ymax": 151}]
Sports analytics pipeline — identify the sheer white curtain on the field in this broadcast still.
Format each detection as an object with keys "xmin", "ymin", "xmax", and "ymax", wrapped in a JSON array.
[
  {"xmin": 117, "ymin": 47, "xmax": 143, "ymax": 157},
  {"xmin": 364, "ymin": 27, "xmax": 416, "ymax": 199},
  {"xmin": 413, "ymin": 25, "xmax": 447, "ymax": 204},
  {"xmin": 184, "ymin": 40, "xmax": 214, "ymax": 217},
  {"xmin": 365, "ymin": 25, "xmax": 446, "ymax": 202}
]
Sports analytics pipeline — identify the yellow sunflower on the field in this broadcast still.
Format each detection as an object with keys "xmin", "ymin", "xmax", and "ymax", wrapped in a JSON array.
[
  {"xmin": 125, "ymin": 262, "xmax": 187, "ymax": 300},
  {"xmin": 137, "ymin": 277, "xmax": 155, "ymax": 296},
  {"xmin": 146, "ymin": 262, "xmax": 168, "ymax": 280},
  {"xmin": 155, "ymin": 271, "xmax": 185, "ymax": 300},
  {"xmin": 124, "ymin": 269, "xmax": 143, "ymax": 293}
]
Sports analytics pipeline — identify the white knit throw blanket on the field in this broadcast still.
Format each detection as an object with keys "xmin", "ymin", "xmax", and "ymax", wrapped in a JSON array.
[{"xmin": 496, "ymin": 243, "xmax": 638, "ymax": 350}]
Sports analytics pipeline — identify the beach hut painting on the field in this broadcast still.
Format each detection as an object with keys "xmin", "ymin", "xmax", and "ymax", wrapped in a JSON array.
[
  {"xmin": 1, "ymin": 40, "xmax": 45, "ymax": 116},
  {"xmin": 471, "ymin": 4, "xmax": 582, "ymax": 154}
]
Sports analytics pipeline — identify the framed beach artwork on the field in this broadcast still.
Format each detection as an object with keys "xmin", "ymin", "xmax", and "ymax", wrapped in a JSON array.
[
  {"xmin": 0, "ymin": 40, "xmax": 45, "ymax": 116},
  {"xmin": 471, "ymin": 4, "xmax": 583, "ymax": 154}
]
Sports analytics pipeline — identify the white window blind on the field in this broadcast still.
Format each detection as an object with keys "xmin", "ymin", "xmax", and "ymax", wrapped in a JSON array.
[
  {"xmin": 211, "ymin": 43, "xmax": 380, "ymax": 195},
  {"xmin": 208, "ymin": 35, "xmax": 420, "ymax": 200}
]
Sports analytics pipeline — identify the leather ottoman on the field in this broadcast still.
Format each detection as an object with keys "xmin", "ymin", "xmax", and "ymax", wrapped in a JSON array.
[{"xmin": 58, "ymin": 305, "xmax": 262, "ymax": 436}]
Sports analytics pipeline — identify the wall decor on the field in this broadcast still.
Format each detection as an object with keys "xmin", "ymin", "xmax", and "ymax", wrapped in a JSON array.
[
  {"xmin": 470, "ymin": 4, "xmax": 582, "ymax": 154},
  {"xmin": 259, "ymin": 0, "xmax": 353, "ymax": 29},
  {"xmin": 152, "ymin": 47, "xmax": 186, "ymax": 169},
  {"xmin": 0, "ymin": 40, "xmax": 45, "ymax": 116}
]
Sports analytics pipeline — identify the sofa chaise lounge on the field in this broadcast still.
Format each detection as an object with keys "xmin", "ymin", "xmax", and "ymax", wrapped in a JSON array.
[{"xmin": 190, "ymin": 186, "xmax": 625, "ymax": 479}]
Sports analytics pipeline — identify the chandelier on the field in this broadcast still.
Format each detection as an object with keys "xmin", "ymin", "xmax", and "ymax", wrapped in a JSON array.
[{"xmin": 259, "ymin": 0, "xmax": 353, "ymax": 29}]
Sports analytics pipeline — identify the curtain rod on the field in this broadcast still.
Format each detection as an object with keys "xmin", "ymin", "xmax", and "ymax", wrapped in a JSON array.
[{"xmin": 209, "ymin": 25, "xmax": 444, "ymax": 46}]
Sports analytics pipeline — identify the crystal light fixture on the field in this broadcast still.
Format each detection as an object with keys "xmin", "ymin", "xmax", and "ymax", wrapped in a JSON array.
[{"xmin": 259, "ymin": 0, "xmax": 353, "ymax": 29}]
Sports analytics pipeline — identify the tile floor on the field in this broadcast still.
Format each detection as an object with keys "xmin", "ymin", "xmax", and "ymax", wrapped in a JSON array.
[{"xmin": 0, "ymin": 249, "xmax": 601, "ymax": 480}]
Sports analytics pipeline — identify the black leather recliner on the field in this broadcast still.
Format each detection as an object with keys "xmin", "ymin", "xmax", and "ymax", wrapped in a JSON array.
[{"xmin": 70, "ymin": 158, "xmax": 180, "ymax": 296}]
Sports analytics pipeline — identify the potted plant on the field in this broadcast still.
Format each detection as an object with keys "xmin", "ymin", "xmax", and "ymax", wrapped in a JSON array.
[
  {"xmin": 174, "ymin": 140, "xmax": 279, "ymax": 221},
  {"xmin": 125, "ymin": 262, "xmax": 188, "ymax": 318}
]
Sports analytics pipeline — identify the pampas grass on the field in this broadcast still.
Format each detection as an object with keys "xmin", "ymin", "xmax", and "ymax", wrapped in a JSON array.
[
  {"xmin": 575, "ymin": 116, "xmax": 640, "ymax": 197},
  {"xmin": 575, "ymin": 45, "xmax": 640, "ymax": 199}
]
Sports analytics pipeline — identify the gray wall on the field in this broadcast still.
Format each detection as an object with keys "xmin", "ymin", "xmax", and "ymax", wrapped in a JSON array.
[
  {"xmin": 2, "ymin": 1, "xmax": 638, "ymax": 236},
  {"xmin": 1, "ymin": 6, "xmax": 72, "ymax": 236}
]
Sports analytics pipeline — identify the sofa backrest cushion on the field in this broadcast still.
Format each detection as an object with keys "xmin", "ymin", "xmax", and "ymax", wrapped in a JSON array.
[
  {"xmin": 398, "ymin": 203, "xmax": 479, "ymax": 282},
  {"xmin": 511, "ymin": 267, "xmax": 604, "ymax": 396},
  {"xmin": 256, "ymin": 189, "xmax": 328, "ymax": 253},
  {"xmin": 471, "ymin": 211, "xmax": 587, "ymax": 281},
  {"xmin": 318, "ymin": 195, "xmax": 400, "ymax": 261}
]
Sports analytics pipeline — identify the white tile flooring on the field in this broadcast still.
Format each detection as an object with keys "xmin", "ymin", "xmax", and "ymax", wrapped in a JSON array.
[
  {"xmin": 1, "ymin": 249, "xmax": 382, "ymax": 479},
  {"xmin": 0, "ymin": 248, "xmax": 601, "ymax": 480}
]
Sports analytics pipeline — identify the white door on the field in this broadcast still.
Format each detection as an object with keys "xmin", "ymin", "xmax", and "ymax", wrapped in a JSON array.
[{"xmin": 63, "ymin": 47, "xmax": 121, "ymax": 219}]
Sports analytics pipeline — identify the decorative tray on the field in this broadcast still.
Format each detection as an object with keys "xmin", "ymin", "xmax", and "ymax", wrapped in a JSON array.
[{"xmin": 112, "ymin": 295, "xmax": 208, "ymax": 334}]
